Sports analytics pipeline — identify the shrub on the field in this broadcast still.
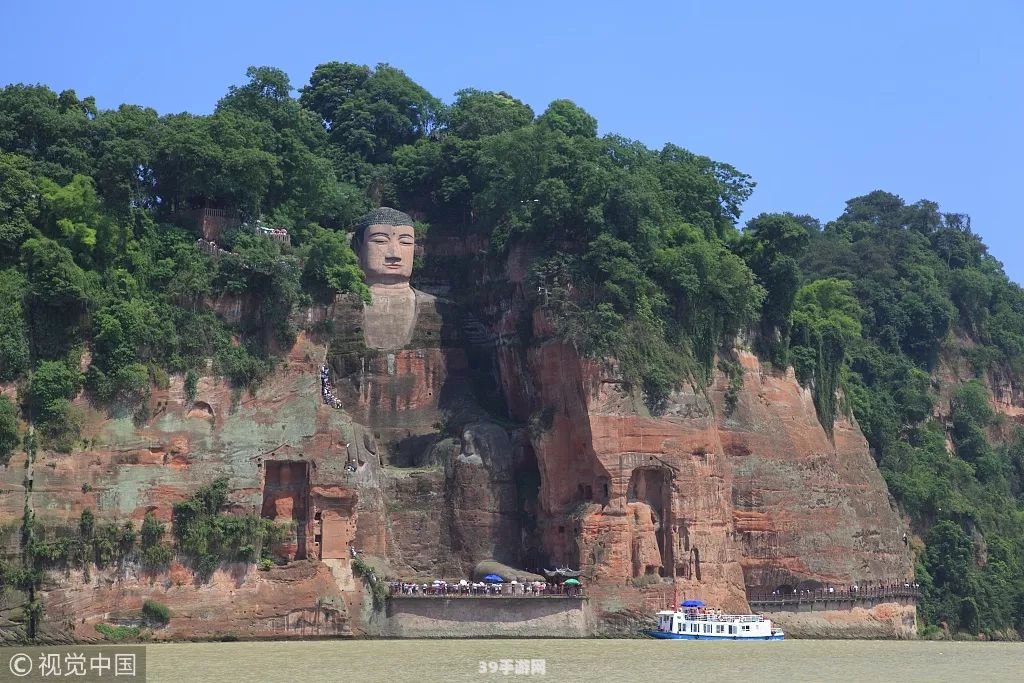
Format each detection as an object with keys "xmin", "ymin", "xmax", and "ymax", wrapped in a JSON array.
[
  {"xmin": 141, "ymin": 544, "xmax": 173, "ymax": 569},
  {"xmin": 95, "ymin": 623, "xmax": 141, "ymax": 641},
  {"xmin": 140, "ymin": 512, "xmax": 164, "ymax": 548},
  {"xmin": 171, "ymin": 478, "xmax": 283, "ymax": 578},
  {"xmin": 184, "ymin": 370, "xmax": 198, "ymax": 403},
  {"xmin": 352, "ymin": 557, "xmax": 388, "ymax": 609},
  {"xmin": 142, "ymin": 599, "xmax": 171, "ymax": 625}
]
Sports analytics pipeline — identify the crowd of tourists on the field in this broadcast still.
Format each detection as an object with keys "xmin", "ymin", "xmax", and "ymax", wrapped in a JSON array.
[
  {"xmin": 387, "ymin": 579, "xmax": 583, "ymax": 598},
  {"xmin": 320, "ymin": 365, "xmax": 342, "ymax": 409},
  {"xmin": 750, "ymin": 578, "xmax": 921, "ymax": 602}
]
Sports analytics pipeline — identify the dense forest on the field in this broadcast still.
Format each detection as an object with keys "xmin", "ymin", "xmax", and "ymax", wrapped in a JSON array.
[{"xmin": 1, "ymin": 63, "xmax": 1023, "ymax": 637}]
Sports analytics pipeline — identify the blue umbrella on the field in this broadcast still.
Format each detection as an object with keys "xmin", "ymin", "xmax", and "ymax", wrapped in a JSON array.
[
  {"xmin": 483, "ymin": 574, "xmax": 504, "ymax": 583},
  {"xmin": 681, "ymin": 600, "xmax": 705, "ymax": 607}
]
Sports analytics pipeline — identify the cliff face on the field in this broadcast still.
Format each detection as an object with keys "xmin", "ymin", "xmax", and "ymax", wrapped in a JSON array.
[
  {"xmin": 0, "ymin": 249, "xmax": 915, "ymax": 641},
  {"xmin": 494, "ymin": 337, "xmax": 912, "ymax": 614}
]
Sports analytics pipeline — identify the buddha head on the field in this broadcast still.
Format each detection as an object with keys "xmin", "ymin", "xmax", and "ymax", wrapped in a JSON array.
[{"xmin": 351, "ymin": 207, "xmax": 416, "ymax": 287}]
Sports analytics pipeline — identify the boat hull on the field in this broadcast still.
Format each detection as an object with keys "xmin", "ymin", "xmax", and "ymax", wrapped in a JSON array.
[{"xmin": 645, "ymin": 630, "xmax": 784, "ymax": 641}]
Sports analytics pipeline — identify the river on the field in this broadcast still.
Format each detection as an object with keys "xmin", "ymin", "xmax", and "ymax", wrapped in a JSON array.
[{"xmin": 145, "ymin": 639, "xmax": 1024, "ymax": 682}]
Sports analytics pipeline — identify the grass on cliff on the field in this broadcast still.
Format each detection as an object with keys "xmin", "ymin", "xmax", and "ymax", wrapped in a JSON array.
[{"xmin": 95, "ymin": 624, "xmax": 142, "ymax": 642}]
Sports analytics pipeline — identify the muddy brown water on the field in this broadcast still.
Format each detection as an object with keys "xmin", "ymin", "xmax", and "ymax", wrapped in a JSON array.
[{"xmin": 144, "ymin": 638, "xmax": 1024, "ymax": 682}]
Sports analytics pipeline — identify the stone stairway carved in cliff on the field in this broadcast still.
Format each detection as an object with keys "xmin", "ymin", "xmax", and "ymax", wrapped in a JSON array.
[{"xmin": 461, "ymin": 314, "xmax": 496, "ymax": 347}]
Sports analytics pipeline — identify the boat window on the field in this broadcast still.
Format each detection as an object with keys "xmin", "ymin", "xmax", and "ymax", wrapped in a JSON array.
[
  {"xmin": 716, "ymin": 625, "xmax": 724, "ymax": 633},
  {"xmin": 729, "ymin": 625, "xmax": 736, "ymax": 634},
  {"xmin": 690, "ymin": 624, "xmax": 697, "ymax": 633}
]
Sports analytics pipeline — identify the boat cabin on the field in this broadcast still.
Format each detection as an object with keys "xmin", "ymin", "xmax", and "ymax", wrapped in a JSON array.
[{"xmin": 652, "ymin": 600, "xmax": 783, "ymax": 640}]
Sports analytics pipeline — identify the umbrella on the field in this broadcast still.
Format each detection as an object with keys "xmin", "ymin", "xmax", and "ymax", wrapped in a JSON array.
[
  {"xmin": 563, "ymin": 578, "xmax": 581, "ymax": 586},
  {"xmin": 681, "ymin": 599, "xmax": 705, "ymax": 607},
  {"xmin": 483, "ymin": 574, "xmax": 504, "ymax": 583}
]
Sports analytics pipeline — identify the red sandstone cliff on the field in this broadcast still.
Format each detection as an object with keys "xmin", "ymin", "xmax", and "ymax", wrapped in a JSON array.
[{"xmin": 0, "ymin": 289, "xmax": 915, "ymax": 641}]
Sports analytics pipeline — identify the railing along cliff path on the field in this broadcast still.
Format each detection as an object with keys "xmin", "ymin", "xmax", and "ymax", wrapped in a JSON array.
[{"xmin": 748, "ymin": 584, "xmax": 920, "ymax": 608}]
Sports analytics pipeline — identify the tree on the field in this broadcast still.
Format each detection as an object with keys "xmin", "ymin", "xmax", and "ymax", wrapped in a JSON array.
[
  {"xmin": 300, "ymin": 62, "xmax": 443, "ymax": 168},
  {"xmin": 0, "ymin": 270, "xmax": 30, "ymax": 380},
  {"xmin": 0, "ymin": 395, "xmax": 18, "ymax": 465},
  {"xmin": 923, "ymin": 520, "xmax": 976, "ymax": 630},
  {"xmin": 740, "ymin": 213, "xmax": 810, "ymax": 364},
  {"xmin": 537, "ymin": 99, "xmax": 598, "ymax": 138},
  {"xmin": 0, "ymin": 152, "xmax": 41, "ymax": 260},
  {"xmin": 300, "ymin": 228, "xmax": 369, "ymax": 302},
  {"xmin": 28, "ymin": 360, "xmax": 81, "ymax": 419},
  {"xmin": 448, "ymin": 89, "xmax": 534, "ymax": 139}
]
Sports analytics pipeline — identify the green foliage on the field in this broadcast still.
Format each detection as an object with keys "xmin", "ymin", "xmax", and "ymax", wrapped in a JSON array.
[
  {"xmin": 0, "ymin": 270, "xmax": 30, "ymax": 379},
  {"xmin": 171, "ymin": 478, "xmax": 283, "ymax": 578},
  {"xmin": 802, "ymin": 190, "xmax": 1024, "ymax": 636},
  {"xmin": 213, "ymin": 344, "xmax": 273, "ymax": 390},
  {"xmin": 28, "ymin": 360, "xmax": 83, "ymax": 451},
  {"xmin": 95, "ymin": 623, "xmax": 141, "ymax": 641},
  {"xmin": 351, "ymin": 556, "xmax": 389, "ymax": 610},
  {"xmin": 0, "ymin": 395, "xmax": 18, "ymax": 465},
  {"xmin": 719, "ymin": 360, "xmax": 744, "ymax": 415},
  {"xmin": 447, "ymin": 89, "xmax": 534, "ymax": 139},
  {"xmin": 184, "ymin": 370, "xmax": 198, "ymax": 403},
  {"xmin": 5, "ymin": 63, "xmax": 1024, "ymax": 638},
  {"xmin": 140, "ymin": 512, "xmax": 172, "ymax": 569},
  {"xmin": 740, "ymin": 212, "xmax": 810, "ymax": 366},
  {"xmin": 789, "ymin": 278, "xmax": 863, "ymax": 428},
  {"xmin": 142, "ymin": 599, "xmax": 171, "ymax": 625},
  {"xmin": 300, "ymin": 228, "xmax": 369, "ymax": 302}
]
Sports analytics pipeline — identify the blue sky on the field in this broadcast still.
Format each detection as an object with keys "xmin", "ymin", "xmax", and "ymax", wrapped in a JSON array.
[{"xmin": 3, "ymin": 1, "xmax": 1022, "ymax": 283}]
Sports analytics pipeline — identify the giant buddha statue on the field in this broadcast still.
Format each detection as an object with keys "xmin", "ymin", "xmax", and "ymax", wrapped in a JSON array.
[
  {"xmin": 352, "ymin": 207, "xmax": 438, "ymax": 350},
  {"xmin": 325, "ymin": 207, "xmax": 471, "ymax": 465}
]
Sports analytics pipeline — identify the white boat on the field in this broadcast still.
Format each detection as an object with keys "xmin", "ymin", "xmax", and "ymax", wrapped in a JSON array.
[{"xmin": 646, "ymin": 600, "xmax": 784, "ymax": 640}]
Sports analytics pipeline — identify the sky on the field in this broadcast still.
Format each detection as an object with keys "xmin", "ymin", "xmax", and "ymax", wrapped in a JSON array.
[{"xmin": 2, "ymin": 0, "xmax": 1022, "ymax": 283}]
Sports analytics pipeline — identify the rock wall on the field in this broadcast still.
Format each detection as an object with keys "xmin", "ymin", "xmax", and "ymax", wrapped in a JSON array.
[
  {"xmin": 37, "ymin": 561, "xmax": 352, "ymax": 643},
  {"xmin": 494, "ymin": 335, "xmax": 913, "ymax": 615},
  {"xmin": 381, "ymin": 597, "xmax": 594, "ymax": 638},
  {"xmin": 760, "ymin": 599, "xmax": 918, "ymax": 639},
  {"xmin": 0, "ymin": 237, "xmax": 917, "ymax": 640}
]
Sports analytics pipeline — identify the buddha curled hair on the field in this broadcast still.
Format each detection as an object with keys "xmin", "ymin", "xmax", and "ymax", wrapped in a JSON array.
[{"xmin": 351, "ymin": 207, "xmax": 414, "ymax": 252}]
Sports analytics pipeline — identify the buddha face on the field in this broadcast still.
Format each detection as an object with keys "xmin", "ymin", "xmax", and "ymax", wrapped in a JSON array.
[{"xmin": 358, "ymin": 223, "xmax": 415, "ymax": 286}]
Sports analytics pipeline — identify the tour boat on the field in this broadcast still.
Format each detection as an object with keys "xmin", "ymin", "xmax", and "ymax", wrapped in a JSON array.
[{"xmin": 646, "ymin": 600, "xmax": 784, "ymax": 640}]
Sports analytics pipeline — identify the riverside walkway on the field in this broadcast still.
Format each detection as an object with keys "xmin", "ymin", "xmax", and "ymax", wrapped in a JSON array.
[
  {"xmin": 388, "ymin": 582, "xmax": 583, "ymax": 599},
  {"xmin": 748, "ymin": 583, "xmax": 920, "ymax": 608}
]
